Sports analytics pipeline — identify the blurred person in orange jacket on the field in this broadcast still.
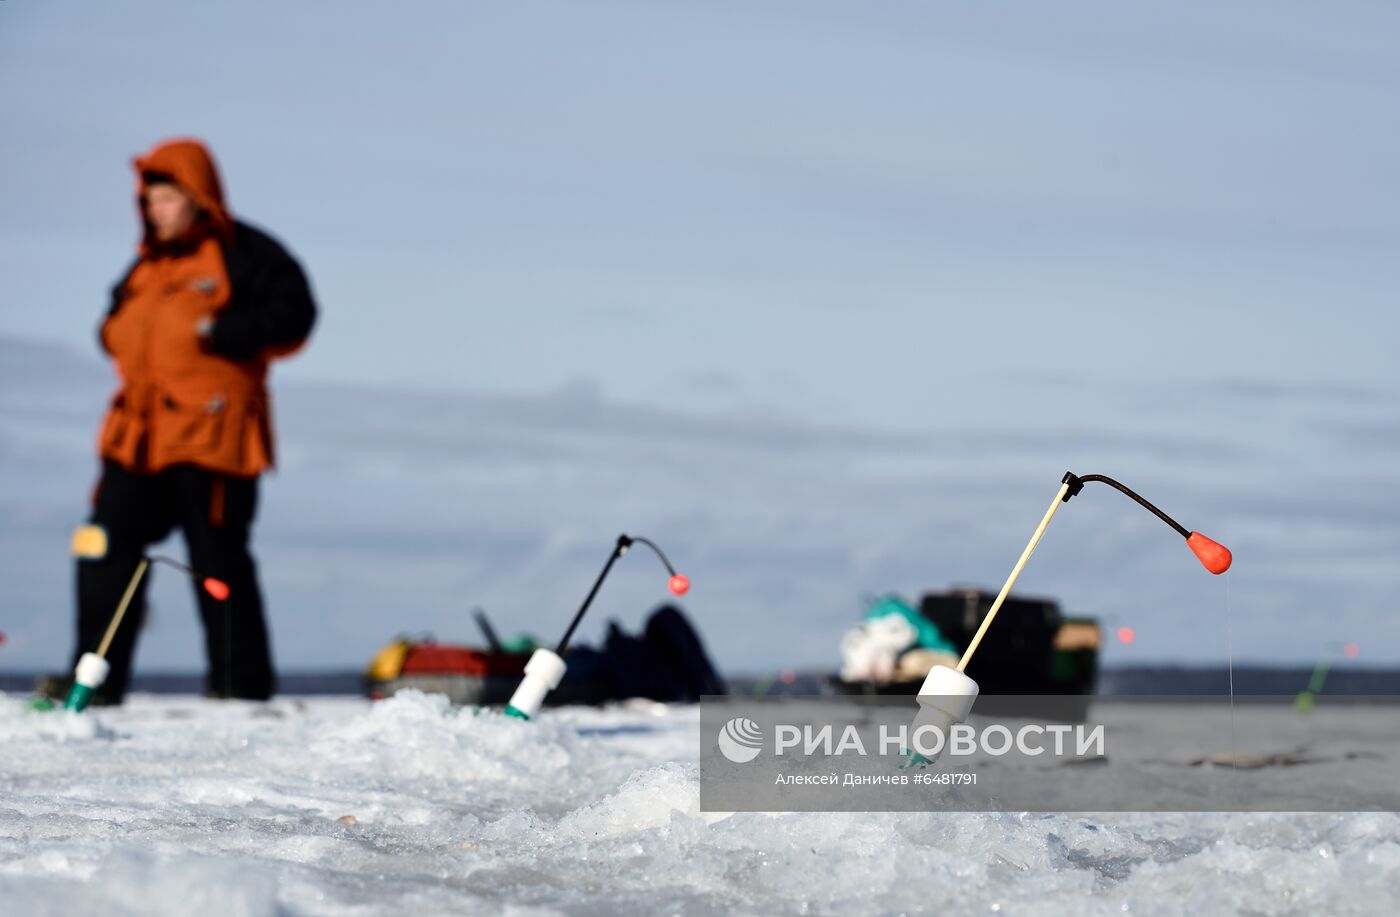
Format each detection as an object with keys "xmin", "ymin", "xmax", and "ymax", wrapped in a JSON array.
[{"xmin": 71, "ymin": 138, "xmax": 316, "ymax": 703}]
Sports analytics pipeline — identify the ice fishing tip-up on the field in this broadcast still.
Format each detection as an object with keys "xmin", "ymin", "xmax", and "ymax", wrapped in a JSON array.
[
  {"xmin": 505, "ymin": 533, "xmax": 690, "ymax": 721},
  {"xmin": 911, "ymin": 471, "xmax": 1233, "ymax": 765},
  {"xmin": 65, "ymin": 527, "xmax": 231, "ymax": 712}
]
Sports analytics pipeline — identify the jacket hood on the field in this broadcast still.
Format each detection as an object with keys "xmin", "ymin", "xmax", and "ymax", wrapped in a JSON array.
[{"xmin": 132, "ymin": 138, "xmax": 233, "ymax": 252}]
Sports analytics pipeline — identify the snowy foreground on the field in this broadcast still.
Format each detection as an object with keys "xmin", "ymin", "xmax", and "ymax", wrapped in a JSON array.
[{"xmin": 2, "ymin": 692, "xmax": 1398, "ymax": 916}]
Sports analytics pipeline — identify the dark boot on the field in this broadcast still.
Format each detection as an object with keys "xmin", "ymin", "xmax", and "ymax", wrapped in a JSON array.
[{"xmin": 35, "ymin": 673, "xmax": 123, "ymax": 706}]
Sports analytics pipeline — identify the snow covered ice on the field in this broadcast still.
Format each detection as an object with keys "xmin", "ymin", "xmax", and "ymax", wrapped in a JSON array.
[{"xmin": 3, "ymin": 691, "xmax": 1399, "ymax": 916}]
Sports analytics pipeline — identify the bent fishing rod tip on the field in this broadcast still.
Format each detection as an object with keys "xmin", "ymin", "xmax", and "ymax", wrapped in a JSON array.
[
  {"xmin": 1060, "ymin": 472, "xmax": 1232, "ymax": 574},
  {"xmin": 71, "ymin": 527, "xmax": 231, "ymax": 598},
  {"xmin": 149, "ymin": 555, "xmax": 232, "ymax": 599},
  {"xmin": 617, "ymin": 534, "xmax": 690, "ymax": 595}
]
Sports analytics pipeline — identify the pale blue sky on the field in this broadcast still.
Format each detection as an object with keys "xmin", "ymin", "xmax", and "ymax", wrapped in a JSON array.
[{"xmin": 1, "ymin": 2, "xmax": 1397, "ymax": 673}]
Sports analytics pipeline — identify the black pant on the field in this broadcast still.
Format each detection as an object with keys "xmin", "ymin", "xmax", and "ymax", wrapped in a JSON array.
[{"xmin": 74, "ymin": 460, "xmax": 276, "ymax": 701}]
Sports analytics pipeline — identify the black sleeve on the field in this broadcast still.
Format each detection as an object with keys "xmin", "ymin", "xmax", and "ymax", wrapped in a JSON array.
[
  {"xmin": 208, "ymin": 228, "xmax": 318, "ymax": 361},
  {"xmin": 99, "ymin": 258, "xmax": 141, "ymax": 356}
]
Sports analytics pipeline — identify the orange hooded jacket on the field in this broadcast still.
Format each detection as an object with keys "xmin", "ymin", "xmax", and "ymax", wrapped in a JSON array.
[{"xmin": 98, "ymin": 138, "xmax": 316, "ymax": 478}]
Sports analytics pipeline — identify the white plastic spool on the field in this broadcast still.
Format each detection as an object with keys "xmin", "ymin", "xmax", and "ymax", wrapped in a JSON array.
[
  {"xmin": 504, "ymin": 648, "xmax": 567, "ymax": 720},
  {"xmin": 74, "ymin": 652, "xmax": 111, "ymax": 690},
  {"xmin": 911, "ymin": 664, "xmax": 980, "ymax": 763}
]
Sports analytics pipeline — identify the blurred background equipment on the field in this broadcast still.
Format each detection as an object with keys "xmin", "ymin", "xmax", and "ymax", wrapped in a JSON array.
[
  {"xmin": 365, "ymin": 604, "xmax": 724, "ymax": 708},
  {"xmin": 835, "ymin": 587, "xmax": 1098, "ymax": 720}
]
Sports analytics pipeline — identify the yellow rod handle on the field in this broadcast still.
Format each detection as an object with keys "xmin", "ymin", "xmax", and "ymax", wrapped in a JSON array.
[
  {"xmin": 96, "ymin": 558, "xmax": 149, "ymax": 659},
  {"xmin": 957, "ymin": 482, "xmax": 1070, "ymax": 672}
]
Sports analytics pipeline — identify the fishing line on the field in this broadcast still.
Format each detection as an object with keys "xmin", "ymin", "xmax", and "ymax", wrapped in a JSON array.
[{"xmin": 1226, "ymin": 570, "xmax": 1237, "ymax": 771}]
